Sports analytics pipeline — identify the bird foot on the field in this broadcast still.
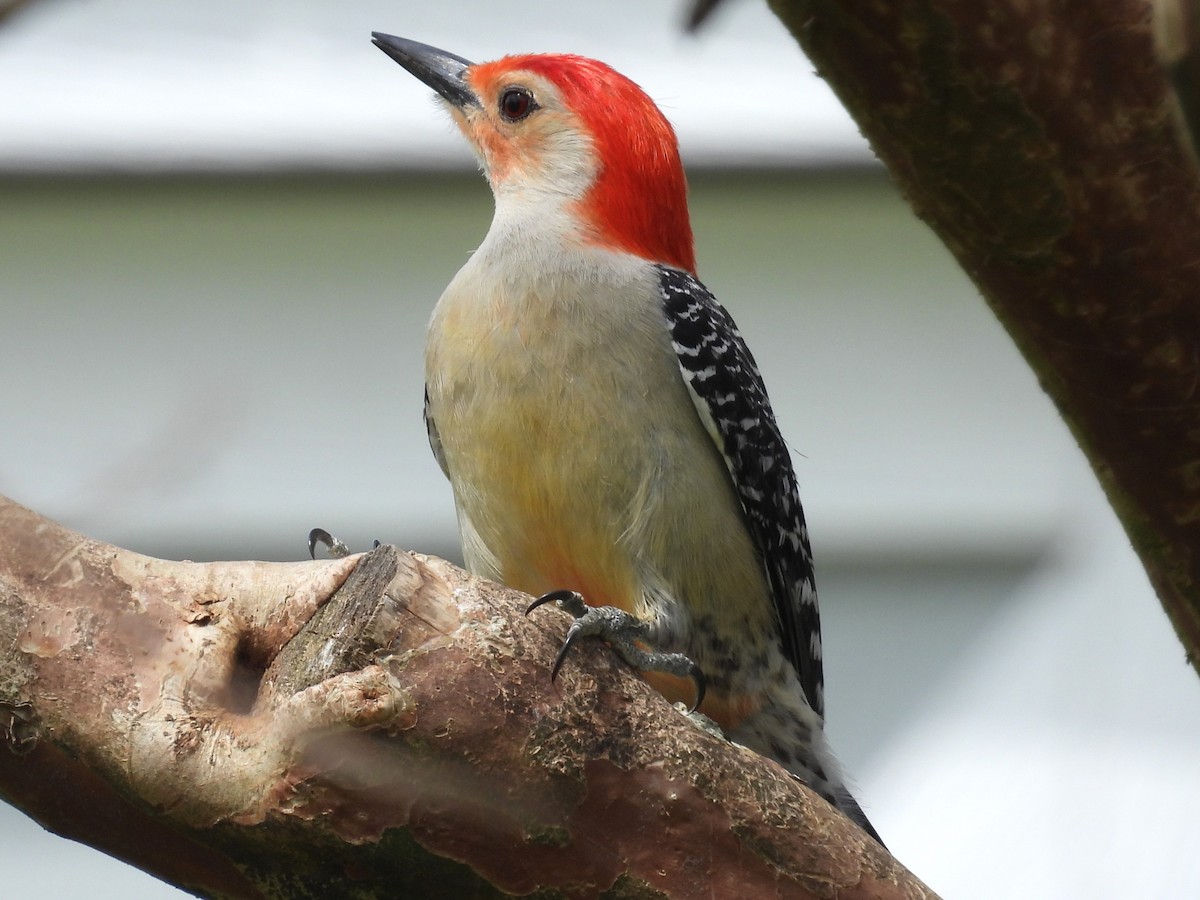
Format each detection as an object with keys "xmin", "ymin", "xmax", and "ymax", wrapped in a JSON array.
[
  {"xmin": 307, "ymin": 528, "xmax": 380, "ymax": 560},
  {"xmin": 308, "ymin": 528, "xmax": 352, "ymax": 559},
  {"xmin": 526, "ymin": 589, "xmax": 706, "ymax": 712}
]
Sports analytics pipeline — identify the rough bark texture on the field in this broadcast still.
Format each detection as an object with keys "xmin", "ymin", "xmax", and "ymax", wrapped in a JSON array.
[
  {"xmin": 766, "ymin": 0, "xmax": 1200, "ymax": 670},
  {"xmin": 0, "ymin": 496, "xmax": 932, "ymax": 899}
]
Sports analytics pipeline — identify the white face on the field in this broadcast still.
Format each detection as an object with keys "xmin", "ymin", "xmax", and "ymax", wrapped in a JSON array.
[
  {"xmin": 444, "ymin": 67, "xmax": 598, "ymax": 204},
  {"xmin": 414, "ymin": 49, "xmax": 694, "ymax": 276}
]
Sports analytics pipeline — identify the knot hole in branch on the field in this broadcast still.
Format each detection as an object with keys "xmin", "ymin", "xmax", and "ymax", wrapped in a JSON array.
[{"xmin": 222, "ymin": 631, "xmax": 272, "ymax": 715}]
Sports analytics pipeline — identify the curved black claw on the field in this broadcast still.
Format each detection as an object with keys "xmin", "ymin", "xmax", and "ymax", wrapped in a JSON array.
[
  {"xmin": 307, "ymin": 527, "xmax": 351, "ymax": 560},
  {"xmin": 308, "ymin": 527, "xmax": 333, "ymax": 560},
  {"xmin": 528, "ymin": 590, "xmax": 588, "ymax": 681},
  {"xmin": 525, "ymin": 588, "xmax": 585, "ymax": 616},
  {"xmin": 550, "ymin": 625, "xmax": 584, "ymax": 681},
  {"xmin": 688, "ymin": 661, "xmax": 707, "ymax": 713}
]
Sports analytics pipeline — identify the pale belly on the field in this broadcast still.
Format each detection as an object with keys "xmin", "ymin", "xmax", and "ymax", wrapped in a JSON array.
[
  {"xmin": 433, "ymin": 352, "xmax": 662, "ymax": 607},
  {"xmin": 424, "ymin": 266, "xmax": 779, "ymax": 694}
]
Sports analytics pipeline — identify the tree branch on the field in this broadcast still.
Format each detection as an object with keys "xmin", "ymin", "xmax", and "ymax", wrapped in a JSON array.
[
  {"xmin": 0, "ymin": 495, "xmax": 932, "ymax": 898},
  {"xmin": 766, "ymin": 0, "xmax": 1200, "ymax": 671}
]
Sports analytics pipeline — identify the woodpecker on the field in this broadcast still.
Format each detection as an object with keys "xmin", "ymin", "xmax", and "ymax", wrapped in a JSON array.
[{"xmin": 372, "ymin": 32, "xmax": 881, "ymax": 844}]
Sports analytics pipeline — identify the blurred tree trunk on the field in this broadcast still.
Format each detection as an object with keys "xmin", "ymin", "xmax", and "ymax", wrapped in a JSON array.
[{"xmin": 765, "ymin": 0, "xmax": 1200, "ymax": 671}]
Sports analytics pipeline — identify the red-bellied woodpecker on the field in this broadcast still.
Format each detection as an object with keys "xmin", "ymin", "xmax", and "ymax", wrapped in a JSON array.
[{"xmin": 372, "ymin": 32, "xmax": 882, "ymax": 844}]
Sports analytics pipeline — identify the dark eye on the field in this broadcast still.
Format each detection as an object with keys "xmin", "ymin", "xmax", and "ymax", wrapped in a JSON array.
[{"xmin": 499, "ymin": 87, "xmax": 536, "ymax": 122}]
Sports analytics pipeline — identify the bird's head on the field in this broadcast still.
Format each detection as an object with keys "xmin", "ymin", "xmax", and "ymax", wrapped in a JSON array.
[{"xmin": 372, "ymin": 33, "xmax": 696, "ymax": 275}]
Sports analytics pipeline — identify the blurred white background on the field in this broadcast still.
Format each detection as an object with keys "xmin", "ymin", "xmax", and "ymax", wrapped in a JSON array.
[{"xmin": 1, "ymin": 1, "xmax": 1198, "ymax": 897}]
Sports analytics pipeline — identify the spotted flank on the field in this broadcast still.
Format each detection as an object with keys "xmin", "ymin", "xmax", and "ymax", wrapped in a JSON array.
[{"xmin": 657, "ymin": 265, "xmax": 824, "ymax": 718}]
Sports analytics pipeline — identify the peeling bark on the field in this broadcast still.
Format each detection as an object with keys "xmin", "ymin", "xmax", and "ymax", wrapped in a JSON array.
[
  {"xmin": 0, "ymin": 496, "xmax": 932, "ymax": 898},
  {"xmin": 767, "ymin": 0, "xmax": 1200, "ymax": 671}
]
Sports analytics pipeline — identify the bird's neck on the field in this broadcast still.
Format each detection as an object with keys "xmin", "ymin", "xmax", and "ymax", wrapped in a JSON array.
[{"xmin": 478, "ymin": 189, "xmax": 607, "ymax": 277}]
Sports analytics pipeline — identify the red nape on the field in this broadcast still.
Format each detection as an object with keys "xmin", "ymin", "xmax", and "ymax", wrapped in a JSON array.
[{"xmin": 500, "ymin": 54, "xmax": 696, "ymax": 275}]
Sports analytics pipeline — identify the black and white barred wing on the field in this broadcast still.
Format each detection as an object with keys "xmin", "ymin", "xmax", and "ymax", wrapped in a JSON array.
[{"xmin": 657, "ymin": 265, "xmax": 825, "ymax": 718}]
